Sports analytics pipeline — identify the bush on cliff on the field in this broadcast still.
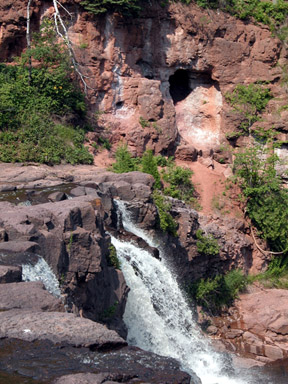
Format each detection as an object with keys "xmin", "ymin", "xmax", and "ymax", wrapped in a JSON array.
[
  {"xmin": 0, "ymin": 20, "xmax": 93, "ymax": 165},
  {"xmin": 225, "ymin": 83, "xmax": 272, "ymax": 136},
  {"xmin": 196, "ymin": 229, "xmax": 219, "ymax": 256},
  {"xmin": 188, "ymin": 269, "xmax": 247, "ymax": 313},
  {"xmin": 233, "ymin": 145, "xmax": 288, "ymax": 254}
]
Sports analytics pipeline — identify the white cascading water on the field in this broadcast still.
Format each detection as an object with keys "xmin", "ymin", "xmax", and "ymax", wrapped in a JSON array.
[
  {"xmin": 22, "ymin": 257, "xmax": 61, "ymax": 298},
  {"xmin": 111, "ymin": 200, "xmax": 253, "ymax": 384}
]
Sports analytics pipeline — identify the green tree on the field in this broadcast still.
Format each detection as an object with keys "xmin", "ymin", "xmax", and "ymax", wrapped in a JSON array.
[
  {"xmin": 111, "ymin": 144, "xmax": 138, "ymax": 173},
  {"xmin": 0, "ymin": 20, "xmax": 92, "ymax": 165},
  {"xmin": 80, "ymin": 0, "xmax": 141, "ymax": 15},
  {"xmin": 141, "ymin": 150, "xmax": 161, "ymax": 189},
  {"xmin": 233, "ymin": 145, "xmax": 288, "ymax": 253},
  {"xmin": 162, "ymin": 163, "xmax": 194, "ymax": 202}
]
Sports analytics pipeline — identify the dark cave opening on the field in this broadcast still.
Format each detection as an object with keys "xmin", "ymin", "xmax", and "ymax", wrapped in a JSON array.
[{"xmin": 169, "ymin": 69, "xmax": 191, "ymax": 104}]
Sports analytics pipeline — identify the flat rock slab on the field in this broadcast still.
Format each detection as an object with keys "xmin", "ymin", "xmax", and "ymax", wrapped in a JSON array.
[
  {"xmin": 0, "ymin": 241, "xmax": 39, "ymax": 255},
  {"xmin": 0, "ymin": 310, "xmax": 126, "ymax": 349},
  {"xmin": 53, "ymin": 372, "xmax": 134, "ymax": 384},
  {"xmin": 0, "ymin": 281, "xmax": 64, "ymax": 312},
  {"xmin": 0, "ymin": 265, "xmax": 22, "ymax": 283}
]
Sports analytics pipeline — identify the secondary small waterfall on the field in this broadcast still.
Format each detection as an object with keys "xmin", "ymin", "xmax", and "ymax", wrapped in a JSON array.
[
  {"xmin": 22, "ymin": 257, "xmax": 61, "ymax": 298},
  {"xmin": 111, "ymin": 200, "xmax": 253, "ymax": 384}
]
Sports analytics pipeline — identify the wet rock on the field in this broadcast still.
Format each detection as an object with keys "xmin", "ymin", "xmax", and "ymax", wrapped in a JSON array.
[
  {"xmin": 0, "ymin": 310, "xmax": 126, "ymax": 348},
  {"xmin": 109, "ymin": 228, "xmax": 160, "ymax": 260},
  {"xmin": 0, "ymin": 265, "xmax": 22, "ymax": 283},
  {"xmin": 0, "ymin": 339, "xmax": 193, "ymax": 384},
  {"xmin": 0, "ymin": 282, "xmax": 64, "ymax": 312}
]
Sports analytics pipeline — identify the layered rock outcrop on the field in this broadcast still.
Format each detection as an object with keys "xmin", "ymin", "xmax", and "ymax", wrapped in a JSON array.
[
  {"xmin": 212, "ymin": 286, "xmax": 288, "ymax": 363},
  {"xmin": 0, "ymin": 0, "xmax": 286, "ymax": 156}
]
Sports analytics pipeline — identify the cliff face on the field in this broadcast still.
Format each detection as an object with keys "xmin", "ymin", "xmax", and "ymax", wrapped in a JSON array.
[{"xmin": 0, "ymin": 0, "xmax": 286, "ymax": 156}]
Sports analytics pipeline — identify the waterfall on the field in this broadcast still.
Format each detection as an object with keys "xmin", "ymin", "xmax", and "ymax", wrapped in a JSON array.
[
  {"xmin": 111, "ymin": 200, "xmax": 254, "ymax": 384},
  {"xmin": 22, "ymin": 257, "xmax": 61, "ymax": 298}
]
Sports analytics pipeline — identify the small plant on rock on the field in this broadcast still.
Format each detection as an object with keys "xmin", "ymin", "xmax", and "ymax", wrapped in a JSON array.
[{"xmin": 196, "ymin": 229, "xmax": 220, "ymax": 256}]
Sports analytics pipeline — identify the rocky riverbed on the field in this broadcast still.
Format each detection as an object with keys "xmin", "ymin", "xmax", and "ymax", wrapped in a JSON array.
[{"xmin": 0, "ymin": 163, "xmax": 288, "ymax": 383}]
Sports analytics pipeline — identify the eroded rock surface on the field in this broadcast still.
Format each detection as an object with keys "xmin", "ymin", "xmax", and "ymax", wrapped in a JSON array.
[
  {"xmin": 0, "ymin": 281, "xmax": 64, "ymax": 312},
  {"xmin": 0, "ymin": 1, "xmax": 286, "ymax": 156},
  {"xmin": 212, "ymin": 286, "xmax": 288, "ymax": 363}
]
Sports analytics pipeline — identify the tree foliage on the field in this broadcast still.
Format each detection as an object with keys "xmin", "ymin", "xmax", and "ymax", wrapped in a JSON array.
[
  {"xmin": 225, "ymin": 83, "xmax": 272, "ymax": 134},
  {"xmin": 0, "ymin": 20, "xmax": 92, "ymax": 165},
  {"xmin": 195, "ymin": 0, "xmax": 288, "ymax": 30},
  {"xmin": 162, "ymin": 163, "xmax": 194, "ymax": 202},
  {"xmin": 153, "ymin": 191, "xmax": 178, "ymax": 236},
  {"xmin": 80, "ymin": 0, "xmax": 141, "ymax": 15},
  {"xmin": 141, "ymin": 150, "xmax": 161, "ymax": 189},
  {"xmin": 188, "ymin": 269, "xmax": 247, "ymax": 314},
  {"xmin": 111, "ymin": 144, "xmax": 138, "ymax": 173},
  {"xmin": 233, "ymin": 145, "xmax": 288, "ymax": 253},
  {"xmin": 196, "ymin": 229, "xmax": 220, "ymax": 256}
]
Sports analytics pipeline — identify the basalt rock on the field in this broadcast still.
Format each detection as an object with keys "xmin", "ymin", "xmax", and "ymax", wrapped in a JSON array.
[
  {"xmin": 0, "ymin": 265, "xmax": 22, "ymax": 283},
  {"xmin": 0, "ymin": 281, "xmax": 64, "ymax": 312}
]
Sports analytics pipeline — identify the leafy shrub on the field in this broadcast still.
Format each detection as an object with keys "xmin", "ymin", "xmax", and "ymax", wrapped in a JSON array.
[
  {"xmin": 188, "ymin": 269, "xmax": 247, "ymax": 313},
  {"xmin": 80, "ymin": 0, "xmax": 141, "ymax": 15},
  {"xmin": 195, "ymin": 0, "xmax": 288, "ymax": 30},
  {"xmin": 162, "ymin": 164, "xmax": 194, "ymax": 202},
  {"xmin": 155, "ymin": 155, "xmax": 169, "ymax": 167},
  {"xmin": 153, "ymin": 191, "xmax": 178, "ymax": 236},
  {"xmin": 111, "ymin": 144, "xmax": 138, "ymax": 173},
  {"xmin": 107, "ymin": 244, "xmax": 121, "ymax": 269},
  {"xmin": 98, "ymin": 136, "xmax": 112, "ymax": 150},
  {"xmin": 141, "ymin": 150, "xmax": 161, "ymax": 189},
  {"xmin": 233, "ymin": 145, "xmax": 288, "ymax": 253},
  {"xmin": 0, "ymin": 20, "xmax": 92, "ymax": 165},
  {"xmin": 196, "ymin": 229, "xmax": 220, "ymax": 256},
  {"xmin": 225, "ymin": 83, "xmax": 272, "ymax": 135}
]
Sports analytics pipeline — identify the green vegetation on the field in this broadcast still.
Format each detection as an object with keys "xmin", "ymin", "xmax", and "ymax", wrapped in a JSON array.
[
  {"xmin": 141, "ymin": 150, "xmax": 161, "ymax": 189},
  {"xmin": 110, "ymin": 144, "xmax": 198, "ymax": 234},
  {"xmin": 233, "ymin": 145, "xmax": 288, "ymax": 253},
  {"xmin": 0, "ymin": 20, "xmax": 93, "ymax": 165},
  {"xmin": 225, "ymin": 83, "xmax": 272, "ymax": 136},
  {"xmin": 100, "ymin": 301, "xmax": 119, "ymax": 320},
  {"xmin": 153, "ymin": 191, "xmax": 178, "ymax": 236},
  {"xmin": 196, "ymin": 229, "xmax": 220, "ymax": 256},
  {"xmin": 188, "ymin": 269, "xmax": 247, "ymax": 313},
  {"xmin": 195, "ymin": 0, "xmax": 288, "ymax": 30},
  {"xmin": 107, "ymin": 244, "xmax": 121, "ymax": 269},
  {"xmin": 139, "ymin": 116, "xmax": 150, "ymax": 128},
  {"xmin": 80, "ymin": 0, "xmax": 141, "ymax": 15},
  {"xmin": 162, "ymin": 163, "xmax": 194, "ymax": 202},
  {"xmin": 248, "ymin": 256, "xmax": 288, "ymax": 289},
  {"xmin": 111, "ymin": 144, "xmax": 138, "ymax": 173},
  {"xmin": 80, "ymin": 0, "xmax": 288, "ymax": 33}
]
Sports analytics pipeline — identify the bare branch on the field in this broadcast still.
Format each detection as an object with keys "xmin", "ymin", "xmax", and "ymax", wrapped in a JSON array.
[
  {"xmin": 52, "ymin": 0, "xmax": 93, "ymax": 92},
  {"xmin": 56, "ymin": 0, "xmax": 73, "ymax": 18},
  {"xmin": 26, "ymin": 0, "xmax": 33, "ymax": 84}
]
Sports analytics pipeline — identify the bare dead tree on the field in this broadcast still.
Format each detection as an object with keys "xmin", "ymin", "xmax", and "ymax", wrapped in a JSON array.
[
  {"xmin": 26, "ymin": 0, "xmax": 93, "ymax": 92},
  {"xmin": 26, "ymin": 0, "xmax": 33, "ymax": 84}
]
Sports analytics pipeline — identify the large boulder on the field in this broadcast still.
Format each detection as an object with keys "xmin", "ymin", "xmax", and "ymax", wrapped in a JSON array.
[{"xmin": 0, "ymin": 310, "xmax": 126, "ymax": 349}]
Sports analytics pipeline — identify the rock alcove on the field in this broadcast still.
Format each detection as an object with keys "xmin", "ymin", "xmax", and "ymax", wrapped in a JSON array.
[{"xmin": 169, "ymin": 69, "xmax": 223, "ymax": 151}]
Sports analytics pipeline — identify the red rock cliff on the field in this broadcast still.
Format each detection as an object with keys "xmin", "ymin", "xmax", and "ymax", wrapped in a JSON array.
[{"xmin": 0, "ymin": 0, "xmax": 287, "ymax": 156}]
